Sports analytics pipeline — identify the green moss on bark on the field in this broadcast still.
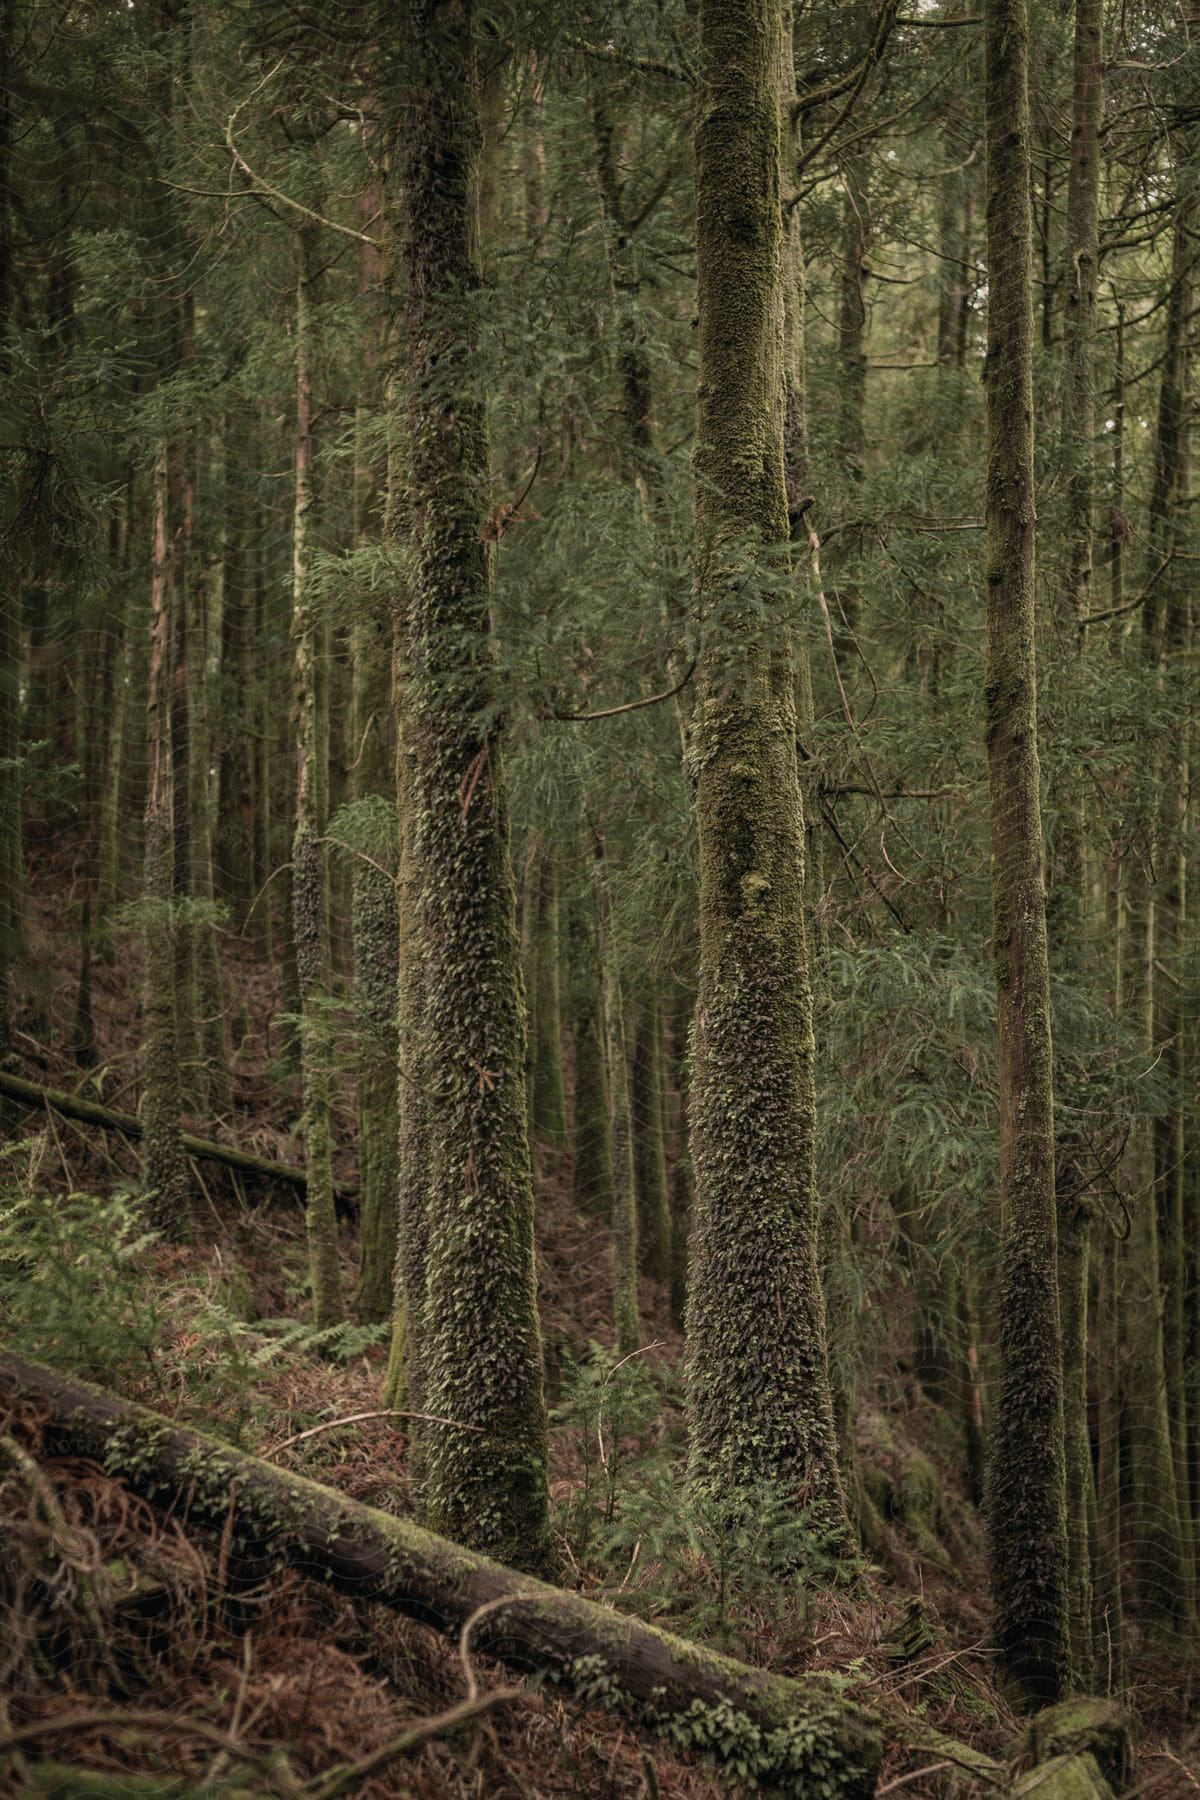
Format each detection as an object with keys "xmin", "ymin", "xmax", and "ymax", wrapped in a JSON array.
[
  {"xmin": 387, "ymin": 0, "xmax": 549, "ymax": 1569},
  {"xmin": 685, "ymin": 0, "xmax": 846, "ymax": 1545},
  {"xmin": 981, "ymin": 0, "xmax": 1070, "ymax": 1706}
]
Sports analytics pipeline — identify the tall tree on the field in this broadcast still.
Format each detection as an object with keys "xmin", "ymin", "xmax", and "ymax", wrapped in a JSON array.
[
  {"xmin": 141, "ymin": 445, "xmax": 192, "ymax": 1237},
  {"xmin": 386, "ymin": 0, "xmax": 550, "ymax": 1570},
  {"xmin": 1052, "ymin": 0, "xmax": 1104, "ymax": 1688},
  {"xmin": 291, "ymin": 226, "xmax": 343, "ymax": 1332},
  {"xmin": 685, "ymin": 0, "xmax": 846, "ymax": 1544},
  {"xmin": 981, "ymin": 0, "xmax": 1070, "ymax": 1704}
]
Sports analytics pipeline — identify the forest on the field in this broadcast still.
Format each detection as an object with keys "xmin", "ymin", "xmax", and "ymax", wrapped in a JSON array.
[{"xmin": 0, "ymin": 0, "xmax": 1196, "ymax": 1791}]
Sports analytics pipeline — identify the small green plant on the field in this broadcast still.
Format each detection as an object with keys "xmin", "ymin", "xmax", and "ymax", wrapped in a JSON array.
[
  {"xmin": 603, "ymin": 1473, "xmax": 855, "ymax": 1658},
  {"xmin": 0, "ymin": 1143, "xmax": 257, "ymax": 1435},
  {"xmin": 248, "ymin": 1316, "xmax": 390, "ymax": 1365},
  {"xmin": 551, "ymin": 1342, "xmax": 664, "ymax": 1562}
]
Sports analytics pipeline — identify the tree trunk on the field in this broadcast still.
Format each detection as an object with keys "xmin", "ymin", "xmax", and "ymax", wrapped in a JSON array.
[
  {"xmin": 291, "ymin": 227, "xmax": 343, "ymax": 1332},
  {"xmin": 596, "ymin": 846, "xmax": 642, "ymax": 1359},
  {"xmin": 1051, "ymin": 0, "xmax": 1104, "ymax": 1688},
  {"xmin": 981, "ymin": 0, "xmax": 1070, "ymax": 1704},
  {"xmin": 141, "ymin": 444, "xmax": 192, "ymax": 1238},
  {"xmin": 566, "ymin": 868, "xmax": 614, "ymax": 1220},
  {"xmin": 686, "ymin": 0, "xmax": 846, "ymax": 1542},
  {"xmin": 530, "ymin": 848, "xmax": 567, "ymax": 1150},
  {"xmin": 631, "ymin": 994, "xmax": 671, "ymax": 1284},
  {"xmin": 350, "ymin": 208, "xmax": 400, "ymax": 1326},
  {"xmin": 216, "ymin": 413, "xmax": 255, "ymax": 935},
  {"xmin": 387, "ymin": 0, "xmax": 549, "ymax": 1569}
]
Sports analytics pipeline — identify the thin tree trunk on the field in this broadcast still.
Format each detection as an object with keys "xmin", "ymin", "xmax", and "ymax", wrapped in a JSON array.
[
  {"xmin": 350, "ymin": 200, "xmax": 400, "ymax": 1326},
  {"xmin": 594, "ymin": 838, "xmax": 641, "ymax": 1357},
  {"xmin": 981, "ymin": 0, "xmax": 1070, "ymax": 1704},
  {"xmin": 631, "ymin": 994, "xmax": 671, "ymax": 1284},
  {"xmin": 1138, "ymin": 184, "xmax": 1196, "ymax": 1624},
  {"xmin": 565, "ymin": 868, "xmax": 614, "ymax": 1220},
  {"xmin": 530, "ymin": 849, "xmax": 567, "ymax": 1150},
  {"xmin": 141, "ymin": 445, "xmax": 191, "ymax": 1237},
  {"xmin": 291, "ymin": 228, "xmax": 343, "ymax": 1332},
  {"xmin": 216, "ymin": 414, "xmax": 255, "ymax": 934}
]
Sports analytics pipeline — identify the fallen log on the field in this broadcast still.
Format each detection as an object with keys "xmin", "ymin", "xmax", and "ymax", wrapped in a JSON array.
[
  {"xmin": 0, "ymin": 1069, "xmax": 356, "ymax": 1213},
  {"xmin": 0, "ymin": 1351, "xmax": 882, "ymax": 1793}
]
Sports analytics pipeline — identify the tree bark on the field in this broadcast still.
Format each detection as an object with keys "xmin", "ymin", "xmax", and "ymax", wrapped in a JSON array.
[
  {"xmin": 981, "ymin": 0, "xmax": 1070, "ymax": 1704},
  {"xmin": 631, "ymin": 994, "xmax": 671, "ymax": 1283},
  {"xmin": 291, "ymin": 226, "xmax": 343, "ymax": 1333},
  {"xmin": 141, "ymin": 444, "xmax": 192, "ymax": 1239},
  {"xmin": 686, "ymin": 0, "xmax": 846, "ymax": 1541},
  {"xmin": 1051, "ymin": 0, "xmax": 1105, "ymax": 1688},
  {"xmin": 386, "ymin": 0, "xmax": 549, "ymax": 1569}
]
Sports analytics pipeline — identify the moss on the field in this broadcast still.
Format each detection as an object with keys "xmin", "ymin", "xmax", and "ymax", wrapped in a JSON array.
[
  {"xmin": 1012, "ymin": 1753, "xmax": 1115, "ymax": 1799},
  {"xmin": 981, "ymin": 0, "xmax": 1071, "ymax": 1709},
  {"xmin": 1027, "ymin": 1698, "xmax": 1135, "ymax": 1790},
  {"xmin": 669, "ymin": 1142, "xmax": 693, "ymax": 1330},
  {"xmin": 686, "ymin": 0, "xmax": 846, "ymax": 1547},
  {"xmin": 352, "ymin": 853, "xmax": 399, "ymax": 1324},
  {"xmin": 387, "ymin": 0, "xmax": 549, "ymax": 1571},
  {"xmin": 1058, "ymin": 1199, "xmax": 1097, "ymax": 1690}
]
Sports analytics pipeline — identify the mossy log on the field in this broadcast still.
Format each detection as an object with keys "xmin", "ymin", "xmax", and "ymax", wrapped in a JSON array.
[
  {"xmin": 1026, "ymin": 1700, "xmax": 1134, "ymax": 1792},
  {"xmin": 0, "ymin": 1351, "xmax": 881, "ymax": 1793},
  {"xmin": 1010, "ymin": 1754, "xmax": 1114, "ymax": 1798},
  {"xmin": 0, "ymin": 1069, "xmax": 356, "ymax": 1213}
]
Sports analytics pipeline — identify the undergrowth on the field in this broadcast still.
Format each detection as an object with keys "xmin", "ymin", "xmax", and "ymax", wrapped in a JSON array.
[{"xmin": 551, "ymin": 1344, "xmax": 860, "ymax": 1664}]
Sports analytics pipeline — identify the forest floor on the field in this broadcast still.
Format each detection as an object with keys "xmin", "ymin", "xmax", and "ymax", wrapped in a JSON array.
[{"xmin": 1, "ymin": 880, "xmax": 1197, "ymax": 1796}]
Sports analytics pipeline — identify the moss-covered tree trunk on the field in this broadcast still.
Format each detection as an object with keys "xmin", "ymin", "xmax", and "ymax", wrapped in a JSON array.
[
  {"xmin": 350, "ymin": 591, "xmax": 399, "ymax": 1324},
  {"xmin": 386, "ymin": 0, "xmax": 549, "ymax": 1568},
  {"xmin": 1135, "ymin": 181, "xmax": 1196, "ymax": 1628},
  {"xmin": 1051, "ymin": 0, "xmax": 1104, "ymax": 1688},
  {"xmin": 141, "ymin": 445, "xmax": 192, "ymax": 1238},
  {"xmin": 981, "ymin": 0, "xmax": 1070, "ymax": 1705},
  {"xmin": 182, "ymin": 394, "xmax": 230, "ymax": 1124},
  {"xmin": 0, "ymin": 0, "xmax": 15, "ymax": 1068},
  {"xmin": 351, "ymin": 213, "xmax": 400, "ymax": 1326},
  {"xmin": 97, "ymin": 471, "xmax": 137, "ymax": 946},
  {"xmin": 384, "ymin": 590, "xmax": 426, "ymax": 1417},
  {"xmin": 291, "ymin": 229, "xmax": 343, "ymax": 1333},
  {"xmin": 252, "ymin": 522, "xmax": 276, "ymax": 966},
  {"xmin": 685, "ymin": 0, "xmax": 846, "ymax": 1543},
  {"xmin": 667, "ymin": 996, "xmax": 693, "ymax": 1331},
  {"xmin": 216, "ymin": 413, "xmax": 255, "ymax": 936},
  {"xmin": 1093, "ymin": 1225, "xmax": 1125, "ymax": 1689}
]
